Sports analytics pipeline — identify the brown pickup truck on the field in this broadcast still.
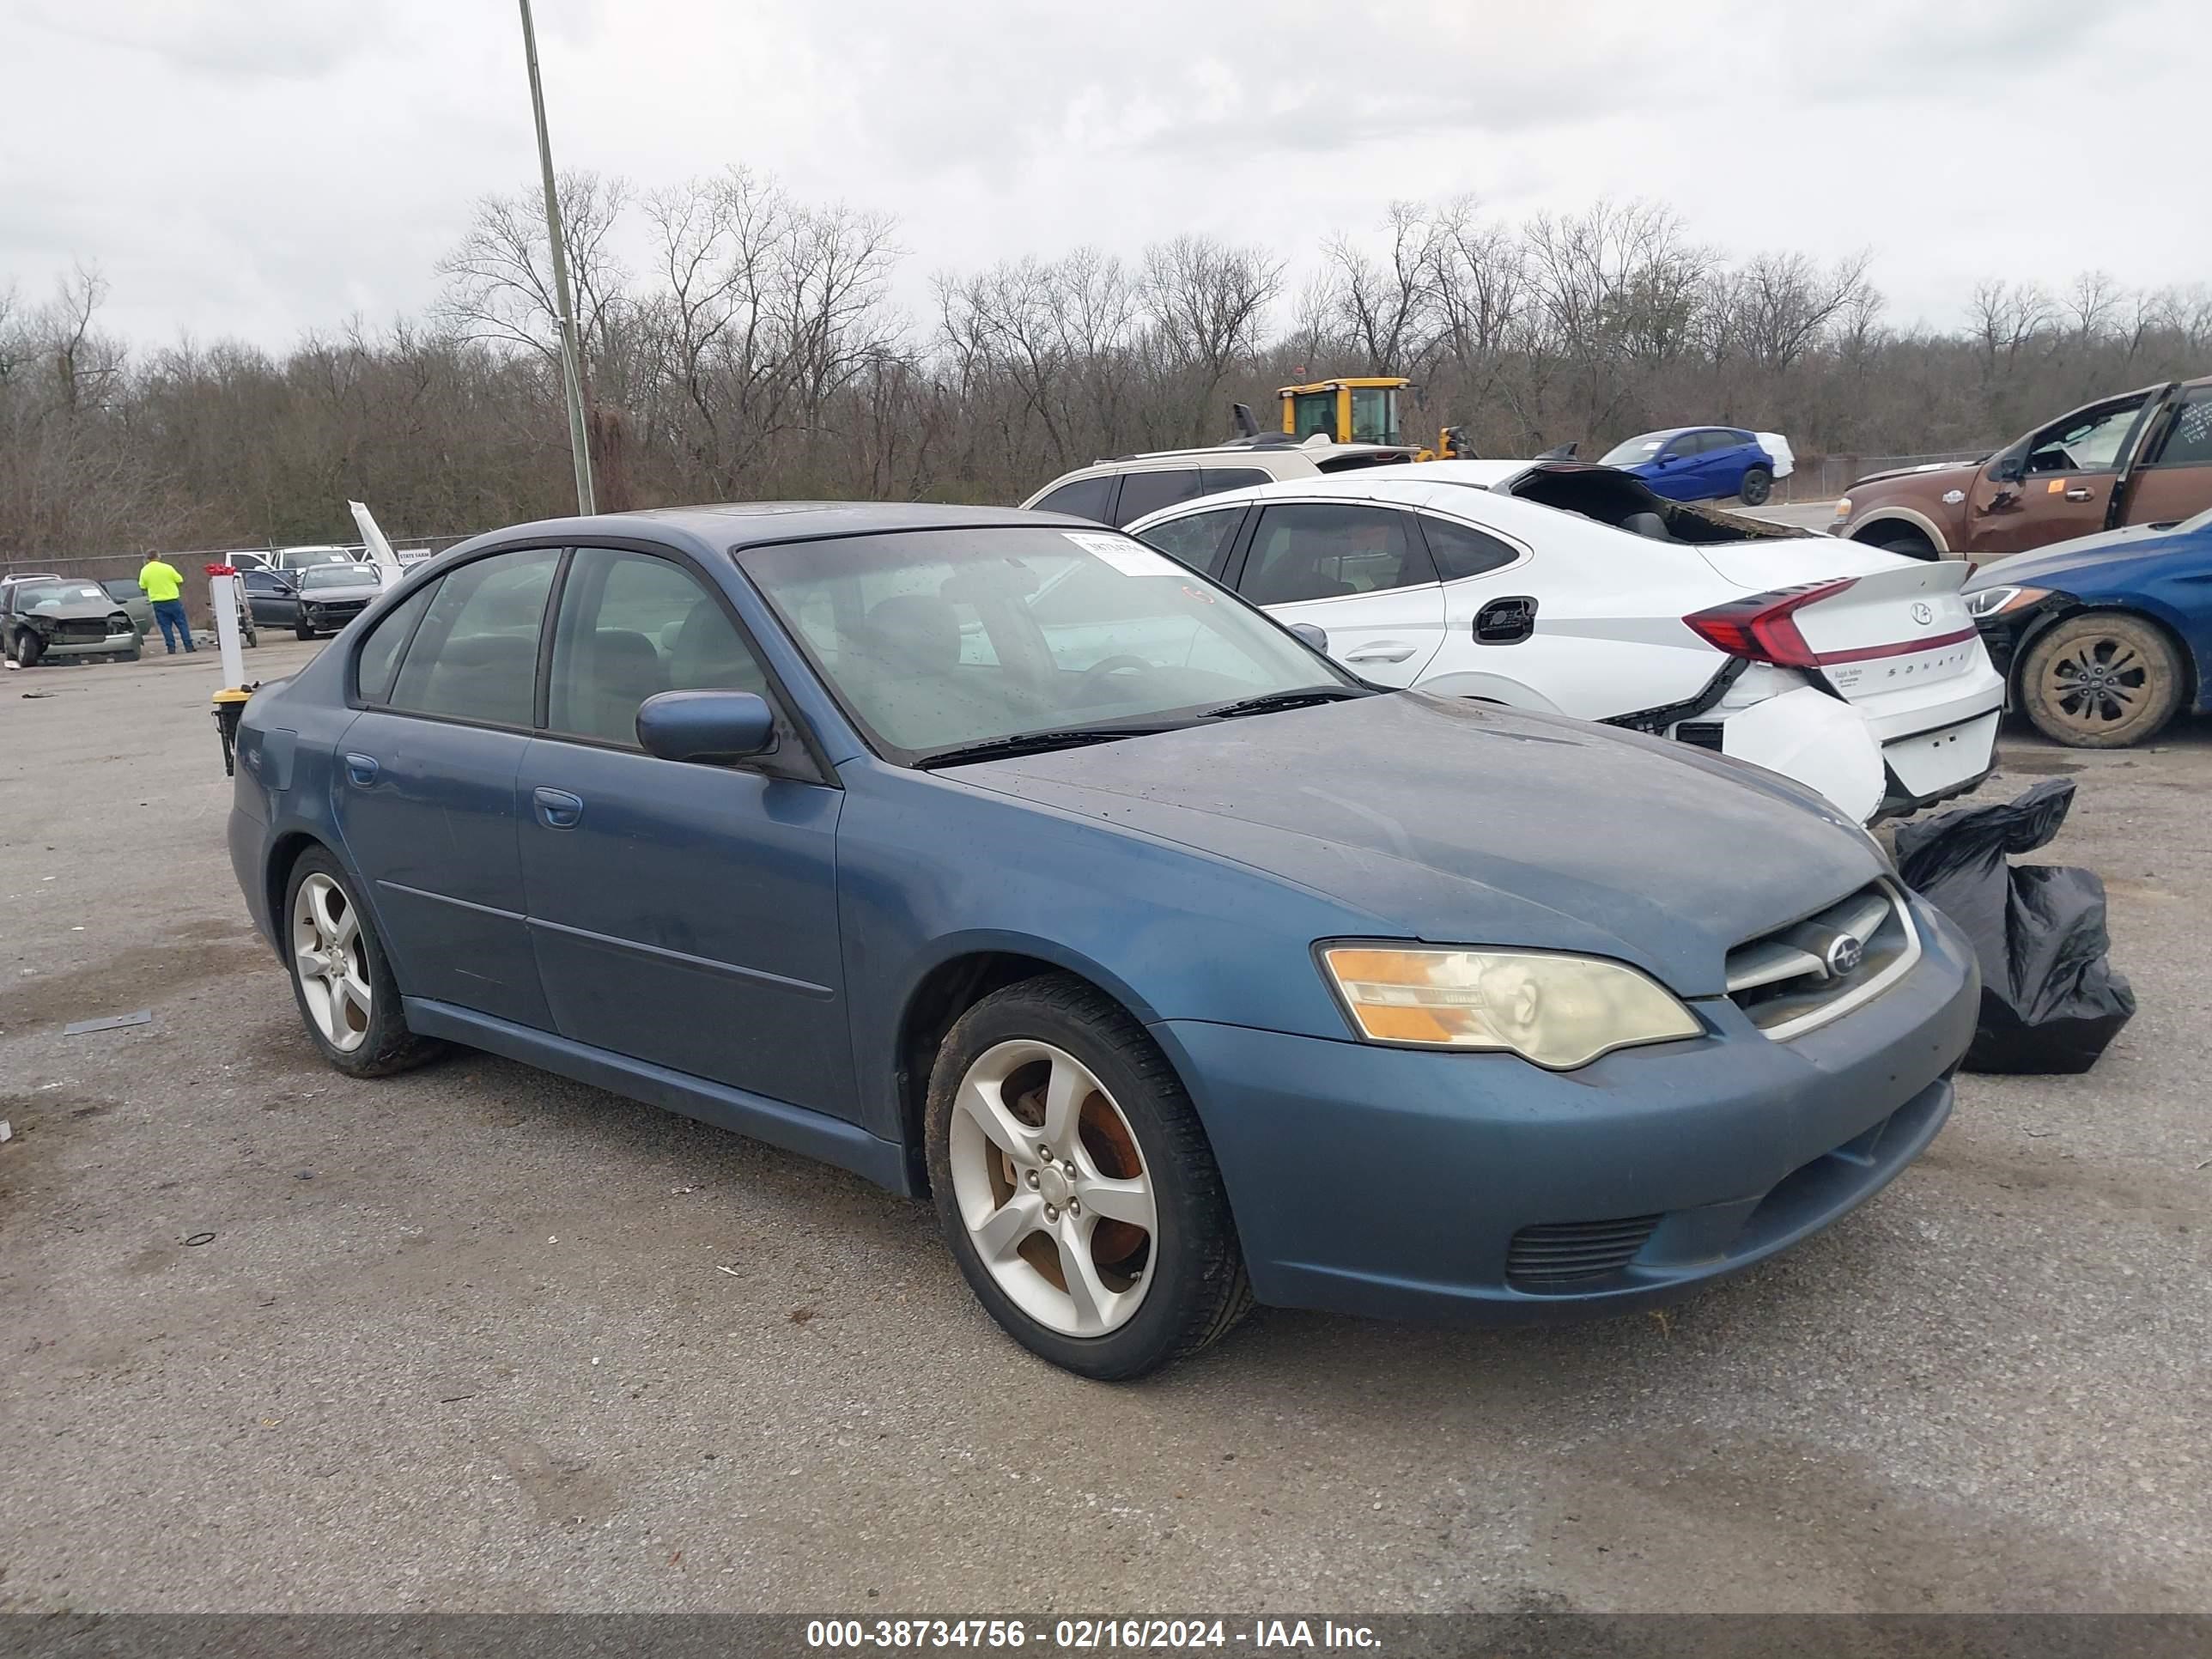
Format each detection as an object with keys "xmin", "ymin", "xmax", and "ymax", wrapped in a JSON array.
[{"xmin": 1830, "ymin": 378, "xmax": 2212, "ymax": 565}]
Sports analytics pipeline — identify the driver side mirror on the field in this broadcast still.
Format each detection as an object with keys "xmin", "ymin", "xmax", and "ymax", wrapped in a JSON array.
[
  {"xmin": 1989, "ymin": 453, "xmax": 2026, "ymax": 484},
  {"xmin": 1288, "ymin": 623, "xmax": 1329, "ymax": 653},
  {"xmin": 636, "ymin": 690, "xmax": 776, "ymax": 765}
]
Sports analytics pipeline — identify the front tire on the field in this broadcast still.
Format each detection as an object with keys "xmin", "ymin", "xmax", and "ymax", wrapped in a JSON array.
[
  {"xmin": 925, "ymin": 975, "xmax": 1250, "ymax": 1379},
  {"xmin": 15, "ymin": 629, "xmax": 42, "ymax": 667},
  {"xmin": 1738, "ymin": 465, "xmax": 1773, "ymax": 506},
  {"xmin": 2018, "ymin": 612, "xmax": 2183, "ymax": 749},
  {"xmin": 283, "ymin": 848, "xmax": 443, "ymax": 1077},
  {"xmin": 295, "ymin": 622, "xmax": 317, "ymax": 641}
]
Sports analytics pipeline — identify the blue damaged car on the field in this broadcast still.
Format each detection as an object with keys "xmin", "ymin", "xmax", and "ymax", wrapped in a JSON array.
[{"xmin": 227, "ymin": 503, "xmax": 1977, "ymax": 1378}]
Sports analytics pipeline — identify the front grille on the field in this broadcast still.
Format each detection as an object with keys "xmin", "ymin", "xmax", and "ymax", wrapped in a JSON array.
[
  {"xmin": 1506, "ymin": 1214, "xmax": 1662, "ymax": 1288},
  {"xmin": 1724, "ymin": 880, "xmax": 1919, "ymax": 1041},
  {"xmin": 55, "ymin": 618, "xmax": 106, "ymax": 642}
]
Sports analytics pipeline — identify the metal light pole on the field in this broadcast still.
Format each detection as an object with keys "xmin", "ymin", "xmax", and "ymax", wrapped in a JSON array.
[{"xmin": 517, "ymin": 0, "xmax": 595, "ymax": 515}]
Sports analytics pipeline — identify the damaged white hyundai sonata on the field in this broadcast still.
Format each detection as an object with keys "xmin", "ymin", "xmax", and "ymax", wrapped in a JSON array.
[{"xmin": 1126, "ymin": 460, "xmax": 2004, "ymax": 823}]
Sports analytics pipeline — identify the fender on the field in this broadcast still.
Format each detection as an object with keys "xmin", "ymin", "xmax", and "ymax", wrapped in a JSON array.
[
  {"xmin": 1850, "ymin": 507, "xmax": 1954, "ymax": 556},
  {"xmin": 1407, "ymin": 671, "xmax": 1562, "ymax": 711}
]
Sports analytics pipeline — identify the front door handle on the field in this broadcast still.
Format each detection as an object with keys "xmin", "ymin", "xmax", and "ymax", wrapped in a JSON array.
[
  {"xmin": 1344, "ymin": 642, "xmax": 1418, "ymax": 665},
  {"xmin": 532, "ymin": 787, "xmax": 584, "ymax": 830},
  {"xmin": 343, "ymin": 753, "xmax": 379, "ymax": 787},
  {"xmin": 2063, "ymin": 484, "xmax": 2094, "ymax": 502}
]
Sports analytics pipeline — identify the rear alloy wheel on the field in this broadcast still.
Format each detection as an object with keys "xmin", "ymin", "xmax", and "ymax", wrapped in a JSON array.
[
  {"xmin": 926, "ymin": 975, "xmax": 1250, "ymax": 1379},
  {"xmin": 1738, "ymin": 465, "xmax": 1773, "ymax": 506},
  {"xmin": 2019, "ymin": 613, "xmax": 2184, "ymax": 749},
  {"xmin": 283, "ymin": 849, "xmax": 442, "ymax": 1077}
]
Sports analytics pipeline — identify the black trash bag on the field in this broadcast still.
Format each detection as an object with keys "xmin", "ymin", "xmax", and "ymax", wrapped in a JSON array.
[{"xmin": 1893, "ymin": 777, "xmax": 2135, "ymax": 1074}]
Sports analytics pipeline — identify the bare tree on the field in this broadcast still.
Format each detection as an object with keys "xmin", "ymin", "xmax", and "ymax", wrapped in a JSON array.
[
  {"xmin": 437, "ymin": 170, "xmax": 632, "ymax": 366},
  {"xmin": 1320, "ymin": 202, "xmax": 1438, "ymax": 376},
  {"xmin": 1140, "ymin": 236, "xmax": 1283, "ymax": 445}
]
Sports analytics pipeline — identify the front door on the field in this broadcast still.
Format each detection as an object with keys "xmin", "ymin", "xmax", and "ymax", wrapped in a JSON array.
[
  {"xmin": 1966, "ymin": 393, "xmax": 2153, "ymax": 558},
  {"xmin": 516, "ymin": 545, "xmax": 857, "ymax": 1120},
  {"xmin": 332, "ymin": 548, "xmax": 561, "ymax": 1029},
  {"xmin": 242, "ymin": 569, "xmax": 297, "ymax": 628},
  {"xmin": 1233, "ymin": 501, "xmax": 1445, "ymax": 686}
]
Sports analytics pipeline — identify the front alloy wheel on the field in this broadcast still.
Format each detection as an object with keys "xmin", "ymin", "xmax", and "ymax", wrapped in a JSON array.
[
  {"xmin": 282, "ymin": 848, "xmax": 441, "ymax": 1077},
  {"xmin": 926, "ymin": 975, "xmax": 1250, "ymax": 1379},
  {"xmin": 2019, "ymin": 613, "xmax": 2182, "ymax": 749}
]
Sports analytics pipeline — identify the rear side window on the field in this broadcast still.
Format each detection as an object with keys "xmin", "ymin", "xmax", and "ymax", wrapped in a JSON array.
[
  {"xmin": 1240, "ymin": 504, "xmax": 1433, "ymax": 605},
  {"xmin": 354, "ymin": 583, "xmax": 437, "ymax": 704},
  {"xmin": 547, "ymin": 548, "xmax": 769, "ymax": 747},
  {"xmin": 1135, "ymin": 506, "xmax": 1245, "ymax": 579},
  {"xmin": 387, "ymin": 549, "xmax": 560, "ymax": 727},
  {"xmin": 1032, "ymin": 475, "xmax": 1115, "ymax": 523},
  {"xmin": 1113, "ymin": 469, "xmax": 1204, "ymax": 526},
  {"xmin": 1201, "ymin": 466, "xmax": 1272, "ymax": 492},
  {"xmin": 2149, "ymin": 391, "xmax": 2212, "ymax": 468},
  {"xmin": 1417, "ymin": 515, "xmax": 1520, "ymax": 580}
]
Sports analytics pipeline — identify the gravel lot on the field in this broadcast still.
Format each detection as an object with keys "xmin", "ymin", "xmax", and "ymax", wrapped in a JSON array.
[{"xmin": 1, "ymin": 640, "xmax": 2206, "ymax": 1614}]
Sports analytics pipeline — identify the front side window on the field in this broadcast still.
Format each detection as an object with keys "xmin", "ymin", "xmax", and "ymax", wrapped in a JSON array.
[
  {"xmin": 2147, "ymin": 390, "xmax": 2212, "ymax": 468},
  {"xmin": 547, "ymin": 548, "xmax": 769, "ymax": 747},
  {"xmin": 2027, "ymin": 398, "xmax": 2148, "ymax": 475},
  {"xmin": 1135, "ymin": 506, "xmax": 1245, "ymax": 580},
  {"xmin": 1112, "ymin": 469, "xmax": 1204, "ymax": 526},
  {"xmin": 386, "ymin": 548, "xmax": 559, "ymax": 727},
  {"xmin": 738, "ymin": 526, "xmax": 1351, "ymax": 761},
  {"xmin": 1240, "ymin": 504, "xmax": 1431, "ymax": 605},
  {"xmin": 1032, "ymin": 475, "xmax": 1115, "ymax": 523}
]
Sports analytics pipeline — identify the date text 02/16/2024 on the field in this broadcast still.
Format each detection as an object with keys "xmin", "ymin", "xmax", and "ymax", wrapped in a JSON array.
[{"xmin": 804, "ymin": 1619, "xmax": 1382, "ymax": 1650}]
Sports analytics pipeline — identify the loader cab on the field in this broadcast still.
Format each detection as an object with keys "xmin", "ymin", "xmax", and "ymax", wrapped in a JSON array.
[{"xmin": 1279, "ymin": 377, "xmax": 1407, "ymax": 447}]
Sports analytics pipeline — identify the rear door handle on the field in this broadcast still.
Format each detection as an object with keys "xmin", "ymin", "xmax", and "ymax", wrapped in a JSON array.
[
  {"xmin": 532, "ymin": 787, "xmax": 584, "ymax": 830},
  {"xmin": 343, "ymin": 753, "xmax": 379, "ymax": 787},
  {"xmin": 1345, "ymin": 643, "xmax": 1418, "ymax": 664},
  {"xmin": 2063, "ymin": 484, "xmax": 2094, "ymax": 502}
]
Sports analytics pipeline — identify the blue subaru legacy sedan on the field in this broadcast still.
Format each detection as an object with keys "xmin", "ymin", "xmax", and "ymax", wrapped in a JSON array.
[{"xmin": 228, "ymin": 503, "xmax": 1977, "ymax": 1378}]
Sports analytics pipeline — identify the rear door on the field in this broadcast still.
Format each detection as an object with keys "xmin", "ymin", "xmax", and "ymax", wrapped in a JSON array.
[
  {"xmin": 516, "ymin": 544, "xmax": 856, "ymax": 1117},
  {"xmin": 1231, "ymin": 501, "xmax": 1444, "ymax": 685},
  {"xmin": 332, "ymin": 548, "xmax": 560, "ymax": 1030},
  {"xmin": 2121, "ymin": 385, "xmax": 2212, "ymax": 527}
]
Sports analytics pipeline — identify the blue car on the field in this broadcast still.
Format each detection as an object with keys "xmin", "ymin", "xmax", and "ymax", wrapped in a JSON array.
[
  {"xmin": 1601, "ymin": 427, "xmax": 1779, "ymax": 505},
  {"xmin": 228, "ymin": 503, "xmax": 1976, "ymax": 1377},
  {"xmin": 1964, "ymin": 507, "xmax": 2212, "ymax": 748}
]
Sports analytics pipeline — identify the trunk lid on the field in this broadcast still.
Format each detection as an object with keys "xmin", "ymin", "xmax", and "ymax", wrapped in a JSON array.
[{"xmin": 1697, "ymin": 546, "xmax": 1980, "ymax": 702}]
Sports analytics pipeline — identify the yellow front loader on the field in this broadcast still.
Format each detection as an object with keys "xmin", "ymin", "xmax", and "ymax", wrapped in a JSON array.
[{"xmin": 1275, "ymin": 376, "xmax": 1473, "ymax": 460}]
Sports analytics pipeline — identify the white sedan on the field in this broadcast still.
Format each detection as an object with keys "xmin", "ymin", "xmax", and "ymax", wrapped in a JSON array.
[{"xmin": 1123, "ymin": 460, "xmax": 2003, "ymax": 823}]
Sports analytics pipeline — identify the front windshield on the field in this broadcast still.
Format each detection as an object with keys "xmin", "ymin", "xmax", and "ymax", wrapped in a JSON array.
[
  {"xmin": 16, "ymin": 581, "xmax": 106, "ymax": 608},
  {"xmin": 1600, "ymin": 432, "xmax": 1673, "ymax": 465},
  {"xmin": 300, "ymin": 563, "xmax": 370, "ymax": 590},
  {"xmin": 738, "ymin": 526, "xmax": 1352, "ymax": 762}
]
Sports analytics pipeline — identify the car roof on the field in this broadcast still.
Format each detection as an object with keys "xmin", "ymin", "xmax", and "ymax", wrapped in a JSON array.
[
  {"xmin": 1120, "ymin": 461, "xmax": 1624, "ymax": 550},
  {"xmin": 455, "ymin": 501, "xmax": 1093, "ymax": 557}
]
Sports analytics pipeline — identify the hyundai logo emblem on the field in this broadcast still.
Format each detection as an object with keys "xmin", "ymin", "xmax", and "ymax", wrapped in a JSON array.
[
  {"xmin": 1911, "ymin": 602, "xmax": 1935, "ymax": 626},
  {"xmin": 1826, "ymin": 933, "xmax": 1866, "ymax": 976}
]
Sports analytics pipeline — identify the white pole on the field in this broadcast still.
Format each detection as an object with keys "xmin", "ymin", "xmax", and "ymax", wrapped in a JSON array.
[
  {"xmin": 210, "ymin": 569, "xmax": 246, "ymax": 690},
  {"xmin": 518, "ymin": 0, "xmax": 596, "ymax": 515}
]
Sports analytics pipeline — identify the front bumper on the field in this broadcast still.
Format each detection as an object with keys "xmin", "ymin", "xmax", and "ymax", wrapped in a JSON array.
[
  {"xmin": 27, "ymin": 629, "xmax": 138, "ymax": 659},
  {"xmin": 1154, "ymin": 897, "xmax": 1978, "ymax": 1324}
]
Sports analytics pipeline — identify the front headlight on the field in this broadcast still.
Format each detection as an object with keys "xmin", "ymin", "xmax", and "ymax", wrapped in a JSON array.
[
  {"xmin": 1318, "ymin": 945, "xmax": 1702, "ymax": 1069},
  {"xmin": 1832, "ymin": 496, "xmax": 1852, "ymax": 518},
  {"xmin": 1962, "ymin": 585, "xmax": 2050, "ymax": 619}
]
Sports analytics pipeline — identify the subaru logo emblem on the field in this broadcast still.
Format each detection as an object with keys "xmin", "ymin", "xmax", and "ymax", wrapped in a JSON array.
[
  {"xmin": 1826, "ymin": 934, "xmax": 1865, "ymax": 976},
  {"xmin": 1911, "ymin": 602, "xmax": 1934, "ymax": 626}
]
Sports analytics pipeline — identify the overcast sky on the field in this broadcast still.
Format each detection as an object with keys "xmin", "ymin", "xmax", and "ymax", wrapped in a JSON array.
[{"xmin": 4, "ymin": 0, "xmax": 2205, "ymax": 349}]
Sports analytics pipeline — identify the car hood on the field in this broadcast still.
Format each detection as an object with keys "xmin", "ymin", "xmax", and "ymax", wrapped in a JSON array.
[
  {"xmin": 1964, "ymin": 517, "xmax": 2210, "ymax": 589},
  {"xmin": 951, "ymin": 694, "xmax": 1881, "ymax": 997},
  {"xmin": 1850, "ymin": 459, "xmax": 1980, "ymax": 492},
  {"xmin": 17, "ymin": 598, "xmax": 123, "ymax": 623}
]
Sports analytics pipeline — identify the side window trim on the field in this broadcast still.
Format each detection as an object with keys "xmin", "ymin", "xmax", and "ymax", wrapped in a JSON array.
[{"xmin": 534, "ymin": 547, "xmax": 577, "ymax": 730}]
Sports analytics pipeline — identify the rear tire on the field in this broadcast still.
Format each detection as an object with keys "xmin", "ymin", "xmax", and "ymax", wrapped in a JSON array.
[
  {"xmin": 925, "ymin": 974, "xmax": 1251, "ymax": 1380},
  {"xmin": 2018, "ymin": 612, "xmax": 2184, "ymax": 749},
  {"xmin": 1738, "ymin": 465, "xmax": 1773, "ymax": 506},
  {"xmin": 282, "ymin": 848, "xmax": 444, "ymax": 1078}
]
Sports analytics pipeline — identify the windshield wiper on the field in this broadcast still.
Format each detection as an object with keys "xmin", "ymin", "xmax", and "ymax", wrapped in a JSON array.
[
  {"xmin": 1199, "ymin": 686, "xmax": 1370, "ymax": 721},
  {"xmin": 915, "ymin": 724, "xmax": 1184, "ymax": 769}
]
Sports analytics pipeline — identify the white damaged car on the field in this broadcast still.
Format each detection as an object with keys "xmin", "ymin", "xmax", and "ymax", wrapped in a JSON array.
[{"xmin": 1125, "ymin": 459, "xmax": 2002, "ymax": 823}]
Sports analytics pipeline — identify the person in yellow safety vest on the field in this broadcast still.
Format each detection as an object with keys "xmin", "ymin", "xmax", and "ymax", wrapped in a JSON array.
[{"xmin": 137, "ymin": 553, "xmax": 196, "ymax": 655}]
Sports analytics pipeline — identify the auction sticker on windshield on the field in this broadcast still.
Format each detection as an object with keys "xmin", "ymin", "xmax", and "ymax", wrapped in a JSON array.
[{"xmin": 1064, "ymin": 532, "xmax": 1179, "ymax": 578}]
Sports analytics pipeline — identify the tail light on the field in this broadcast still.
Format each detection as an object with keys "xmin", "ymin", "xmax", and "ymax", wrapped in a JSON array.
[{"xmin": 1683, "ymin": 578, "xmax": 1856, "ymax": 669}]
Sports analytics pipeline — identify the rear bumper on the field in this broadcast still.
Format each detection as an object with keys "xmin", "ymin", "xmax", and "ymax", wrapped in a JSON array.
[{"xmin": 1152, "ymin": 897, "xmax": 1978, "ymax": 1324}]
